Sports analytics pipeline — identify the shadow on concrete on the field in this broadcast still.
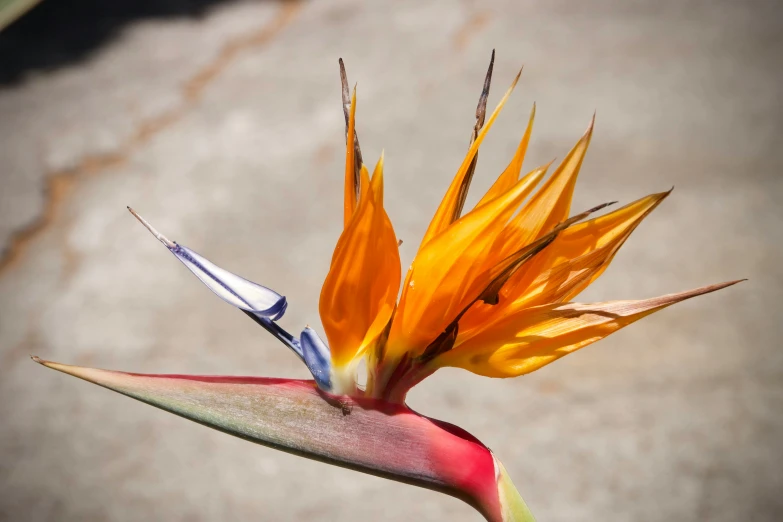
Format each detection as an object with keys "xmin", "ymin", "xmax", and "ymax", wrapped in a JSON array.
[{"xmin": 0, "ymin": 0, "xmax": 255, "ymax": 85}]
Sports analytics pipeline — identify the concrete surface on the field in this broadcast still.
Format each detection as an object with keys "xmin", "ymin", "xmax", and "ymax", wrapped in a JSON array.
[{"xmin": 1, "ymin": 0, "xmax": 781, "ymax": 520}]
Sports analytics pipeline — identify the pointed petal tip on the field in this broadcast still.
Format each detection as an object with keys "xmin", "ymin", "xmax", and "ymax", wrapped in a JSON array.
[
  {"xmin": 30, "ymin": 356, "xmax": 75, "ymax": 375},
  {"xmin": 29, "ymin": 357, "xmax": 79, "ymax": 376},
  {"xmin": 502, "ymin": 67, "xmax": 523, "ymax": 96},
  {"xmin": 678, "ymin": 279, "xmax": 746, "ymax": 300},
  {"xmin": 556, "ymin": 200, "xmax": 619, "ymax": 230},
  {"xmin": 128, "ymin": 207, "xmax": 175, "ymax": 248},
  {"xmin": 512, "ymin": 67, "xmax": 523, "ymax": 85},
  {"xmin": 31, "ymin": 356, "xmax": 79, "ymax": 377},
  {"xmin": 649, "ymin": 186, "xmax": 674, "ymax": 201},
  {"xmin": 487, "ymin": 50, "xmax": 496, "ymax": 74},
  {"xmin": 30, "ymin": 356, "xmax": 63, "ymax": 369},
  {"xmin": 593, "ymin": 200, "xmax": 618, "ymax": 212},
  {"xmin": 585, "ymin": 113, "xmax": 596, "ymax": 137},
  {"xmin": 339, "ymin": 58, "xmax": 350, "ymax": 106},
  {"xmin": 586, "ymin": 199, "xmax": 617, "ymax": 214},
  {"xmin": 483, "ymin": 49, "xmax": 495, "ymax": 80}
]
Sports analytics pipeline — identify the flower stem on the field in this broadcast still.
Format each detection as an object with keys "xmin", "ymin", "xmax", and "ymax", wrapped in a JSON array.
[{"xmin": 491, "ymin": 455, "xmax": 536, "ymax": 522}]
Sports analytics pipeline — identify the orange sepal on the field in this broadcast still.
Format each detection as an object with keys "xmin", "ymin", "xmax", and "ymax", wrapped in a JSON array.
[
  {"xmin": 388, "ymin": 171, "xmax": 542, "ymax": 359},
  {"xmin": 419, "ymin": 69, "xmax": 522, "ymax": 249},
  {"xmin": 475, "ymin": 103, "xmax": 536, "ymax": 208},
  {"xmin": 321, "ymin": 167, "xmax": 401, "ymax": 368},
  {"xmin": 434, "ymin": 281, "xmax": 743, "ymax": 377}
]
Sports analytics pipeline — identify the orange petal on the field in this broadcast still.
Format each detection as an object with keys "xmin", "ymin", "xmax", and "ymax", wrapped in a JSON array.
[
  {"xmin": 510, "ymin": 190, "xmax": 671, "ymax": 304},
  {"xmin": 343, "ymin": 88, "xmax": 358, "ymax": 229},
  {"xmin": 433, "ymin": 280, "xmax": 743, "ymax": 377},
  {"xmin": 388, "ymin": 171, "xmax": 542, "ymax": 358},
  {"xmin": 494, "ymin": 116, "xmax": 594, "ymax": 260},
  {"xmin": 321, "ymin": 167, "xmax": 401, "ymax": 368},
  {"xmin": 419, "ymin": 69, "xmax": 522, "ymax": 249},
  {"xmin": 460, "ymin": 191, "xmax": 671, "ymax": 335},
  {"xmin": 371, "ymin": 151, "xmax": 384, "ymax": 205},
  {"xmin": 475, "ymin": 103, "xmax": 536, "ymax": 209}
]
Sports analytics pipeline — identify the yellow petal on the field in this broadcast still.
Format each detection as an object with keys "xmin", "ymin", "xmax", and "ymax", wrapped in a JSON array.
[
  {"xmin": 387, "ymin": 172, "xmax": 542, "ymax": 359},
  {"xmin": 433, "ymin": 280, "xmax": 743, "ymax": 378},
  {"xmin": 509, "ymin": 190, "xmax": 670, "ymax": 303},
  {"xmin": 343, "ymin": 88, "xmax": 358, "ymax": 229},
  {"xmin": 475, "ymin": 104, "xmax": 536, "ymax": 208},
  {"xmin": 459, "ymin": 191, "xmax": 671, "ymax": 335},
  {"xmin": 494, "ymin": 116, "xmax": 594, "ymax": 260},
  {"xmin": 471, "ymin": 161, "xmax": 552, "ymax": 274},
  {"xmin": 371, "ymin": 151, "xmax": 384, "ymax": 205},
  {"xmin": 321, "ymin": 167, "xmax": 401, "ymax": 368},
  {"xmin": 419, "ymin": 69, "xmax": 522, "ymax": 249}
]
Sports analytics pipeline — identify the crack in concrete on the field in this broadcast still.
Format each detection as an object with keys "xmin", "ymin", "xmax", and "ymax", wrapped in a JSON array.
[{"xmin": 0, "ymin": 0, "xmax": 303, "ymax": 276}]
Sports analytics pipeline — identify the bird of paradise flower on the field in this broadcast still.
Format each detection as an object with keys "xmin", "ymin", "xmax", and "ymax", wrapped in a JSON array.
[{"xmin": 33, "ymin": 52, "xmax": 741, "ymax": 521}]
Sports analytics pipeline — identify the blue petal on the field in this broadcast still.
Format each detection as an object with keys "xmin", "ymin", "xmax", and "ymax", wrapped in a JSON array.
[
  {"xmin": 300, "ymin": 327, "xmax": 332, "ymax": 391},
  {"xmin": 128, "ymin": 207, "xmax": 286, "ymax": 319},
  {"xmin": 244, "ymin": 311, "xmax": 304, "ymax": 360},
  {"xmin": 172, "ymin": 244, "xmax": 287, "ymax": 319}
]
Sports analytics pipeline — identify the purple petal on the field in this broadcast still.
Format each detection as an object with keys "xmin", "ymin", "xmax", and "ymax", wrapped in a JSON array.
[
  {"xmin": 300, "ymin": 327, "xmax": 332, "ymax": 391},
  {"xmin": 172, "ymin": 244, "xmax": 287, "ymax": 319},
  {"xmin": 244, "ymin": 311, "xmax": 303, "ymax": 360},
  {"xmin": 128, "ymin": 208, "xmax": 286, "ymax": 319}
]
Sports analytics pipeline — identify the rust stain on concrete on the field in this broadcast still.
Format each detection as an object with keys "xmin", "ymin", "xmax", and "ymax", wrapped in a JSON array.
[
  {"xmin": 0, "ymin": 0, "xmax": 303, "ymax": 276},
  {"xmin": 184, "ymin": 1, "xmax": 302, "ymax": 102},
  {"xmin": 453, "ymin": 10, "xmax": 491, "ymax": 51}
]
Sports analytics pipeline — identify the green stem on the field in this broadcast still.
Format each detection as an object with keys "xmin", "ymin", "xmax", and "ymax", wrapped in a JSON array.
[{"xmin": 491, "ymin": 455, "xmax": 536, "ymax": 522}]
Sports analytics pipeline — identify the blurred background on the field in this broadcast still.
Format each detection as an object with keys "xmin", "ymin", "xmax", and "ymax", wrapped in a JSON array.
[{"xmin": 1, "ymin": 0, "xmax": 781, "ymax": 520}]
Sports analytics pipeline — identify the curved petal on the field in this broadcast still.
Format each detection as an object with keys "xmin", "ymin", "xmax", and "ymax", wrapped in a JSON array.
[
  {"xmin": 343, "ymin": 88, "xmax": 359, "ymax": 229},
  {"xmin": 435, "ymin": 280, "xmax": 743, "ymax": 378},
  {"xmin": 419, "ymin": 69, "xmax": 522, "ymax": 249},
  {"xmin": 370, "ymin": 151, "xmax": 384, "ymax": 205},
  {"xmin": 174, "ymin": 244, "xmax": 287, "ymax": 319},
  {"xmin": 493, "ymin": 116, "xmax": 595, "ymax": 261},
  {"xmin": 301, "ymin": 327, "xmax": 332, "ymax": 391},
  {"xmin": 475, "ymin": 103, "xmax": 537, "ymax": 209},
  {"xmin": 388, "ymin": 171, "xmax": 544, "ymax": 360},
  {"xmin": 505, "ymin": 189, "xmax": 671, "ymax": 304},
  {"xmin": 459, "ymin": 191, "xmax": 671, "ymax": 336},
  {"xmin": 320, "ymin": 166, "xmax": 401, "ymax": 371},
  {"xmin": 128, "ymin": 208, "xmax": 286, "ymax": 319}
]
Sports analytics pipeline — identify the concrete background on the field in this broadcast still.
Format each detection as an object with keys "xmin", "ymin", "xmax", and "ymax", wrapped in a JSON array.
[{"xmin": 1, "ymin": 0, "xmax": 781, "ymax": 520}]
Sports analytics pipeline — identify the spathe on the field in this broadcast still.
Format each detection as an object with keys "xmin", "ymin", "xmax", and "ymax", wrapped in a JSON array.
[{"xmin": 32, "ymin": 357, "xmax": 534, "ymax": 522}]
